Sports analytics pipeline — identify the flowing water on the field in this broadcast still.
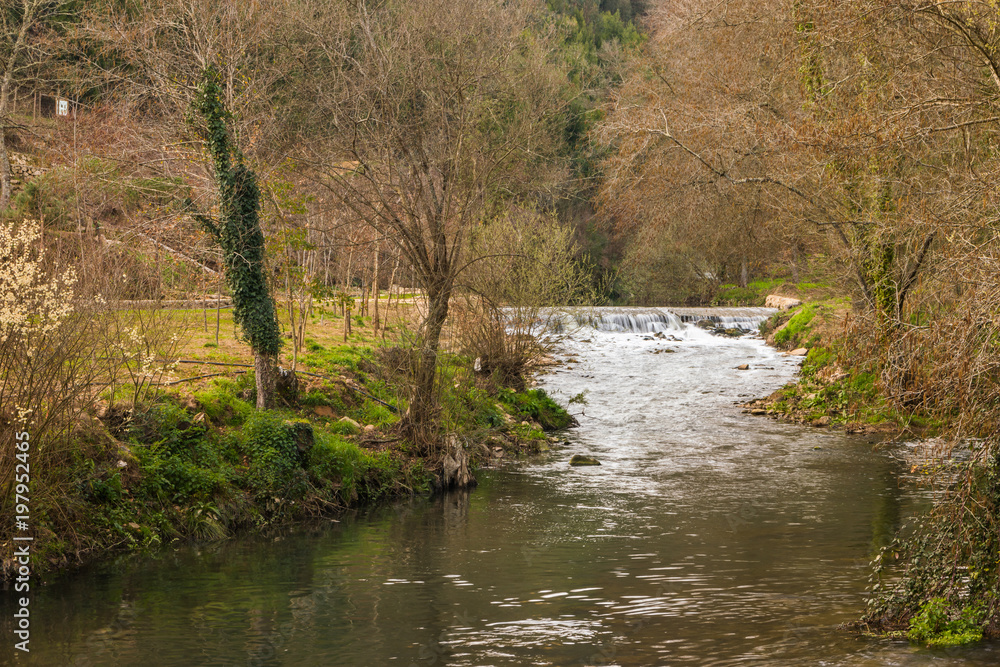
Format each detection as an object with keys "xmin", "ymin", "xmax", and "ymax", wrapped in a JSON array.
[{"xmin": 5, "ymin": 308, "xmax": 999, "ymax": 666}]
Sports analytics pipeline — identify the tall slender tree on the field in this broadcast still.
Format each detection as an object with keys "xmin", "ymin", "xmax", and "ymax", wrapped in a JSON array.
[{"xmin": 190, "ymin": 67, "xmax": 282, "ymax": 409}]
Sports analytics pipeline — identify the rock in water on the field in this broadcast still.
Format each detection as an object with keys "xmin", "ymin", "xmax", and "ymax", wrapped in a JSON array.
[
  {"xmin": 735, "ymin": 364, "xmax": 750, "ymax": 370},
  {"xmin": 570, "ymin": 454, "xmax": 601, "ymax": 466}
]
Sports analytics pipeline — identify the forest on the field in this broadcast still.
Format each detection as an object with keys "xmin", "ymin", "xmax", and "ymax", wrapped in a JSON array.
[{"xmin": 4, "ymin": 0, "xmax": 1000, "ymax": 651}]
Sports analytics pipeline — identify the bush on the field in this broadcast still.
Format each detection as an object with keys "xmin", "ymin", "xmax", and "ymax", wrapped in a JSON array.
[
  {"xmin": 234, "ymin": 413, "xmax": 307, "ymax": 497},
  {"xmin": 132, "ymin": 402, "xmax": 231, "ymax": 502},
  {"xmin": 907, "ymin": 598, "xmax": 984, "ymax": 647}
]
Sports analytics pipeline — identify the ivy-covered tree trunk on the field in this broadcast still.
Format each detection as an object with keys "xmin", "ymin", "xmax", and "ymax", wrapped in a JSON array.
[{"xmin": 191, "ymin": 68, "xmax": 282, "ymax": 409}]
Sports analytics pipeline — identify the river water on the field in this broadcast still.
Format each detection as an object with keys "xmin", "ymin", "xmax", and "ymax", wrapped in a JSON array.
[{"xmin": 6, "ymin": 308, "xmax": 999, "ymax": 665}]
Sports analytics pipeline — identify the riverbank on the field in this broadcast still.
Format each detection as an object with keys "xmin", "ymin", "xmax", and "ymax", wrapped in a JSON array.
[
  {"xmin": 0, "ymin": 305, "xmax": 574, "ymax": 583},
  {"xmin": 739, "ymin": 299, "xmax": 933, "ymax": 438},
  {"xmin": 740, "ymin": 297, "xmax": 1000, "ymax": 646}
]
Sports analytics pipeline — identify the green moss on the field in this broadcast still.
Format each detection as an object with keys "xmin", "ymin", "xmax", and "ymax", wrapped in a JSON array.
[
  {"xmin": 907, "ymin": 598, "xmax": 984, "ymax": 647},
  {"xmin": 353, "ymin": 399, "xmax": 397, "ymax": 427},
  {"xmin": 712, "ymin": 285, "xmax": 764, "ymax": 307},
  {"xmin": 193, "ymin": 377, "xmax": 254, "ymax": 424},
  {"xmin": 303, "ymin": 344, "xmax": 374, "ymax": 374}
]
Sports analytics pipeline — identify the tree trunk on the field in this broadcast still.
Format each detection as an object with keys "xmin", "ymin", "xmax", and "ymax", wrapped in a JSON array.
[
  {"xmin": 0, "ymin": 78, "xmax": 11, "ymax": 211},
  {"xmin": 372, "ymin": 238, "xmax": 381, "ymax": 332},
  {"xmin": 407, "ymin": 280, "xmax": 450, "ymax": 450},
  {"xmin": 0, "ymin": 117, "xmax": 11, "ymax": 211},
  {"xmin": 387, "ymin": 246, "xmax": 401, "ymax": 314},
  {"xmin": 254, "ymin": 352, "xmax": 277, "ymax": 410}
]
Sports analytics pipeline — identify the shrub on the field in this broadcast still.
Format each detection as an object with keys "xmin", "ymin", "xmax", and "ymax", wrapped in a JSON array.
[
  {"xmin": 907, "ymin": 598, "xmax": 984, "ymax": 647},
  {"xmin": 237, "ymin": 413, "xmax": 307, "ymax": 497}
]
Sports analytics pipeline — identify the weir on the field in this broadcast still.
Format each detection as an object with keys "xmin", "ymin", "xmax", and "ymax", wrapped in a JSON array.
[
  {"xmin": 665, "ymin": 306, "xmax": 776, "ymax": 331},
  {"xmin": 544, "ymin": 306, "xmax": 776, "ymax": 334}
]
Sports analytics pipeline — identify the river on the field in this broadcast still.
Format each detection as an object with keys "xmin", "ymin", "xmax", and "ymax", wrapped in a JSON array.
[{"xmin": 5, "ymin": 308, "xmax": 998, "ymax": 665}]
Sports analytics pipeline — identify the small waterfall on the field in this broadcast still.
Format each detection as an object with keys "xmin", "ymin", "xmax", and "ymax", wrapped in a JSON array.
[
  {"xmin": 666, "ymin": 307, "xmax": 775, "ymax": 331},
  {"xmin": 544, "ymin": 307, "xmax": 775, "ymax": 334},
  {"xmin": 580, "ymin": 310, "xmax": 682, "ymax": 333}
]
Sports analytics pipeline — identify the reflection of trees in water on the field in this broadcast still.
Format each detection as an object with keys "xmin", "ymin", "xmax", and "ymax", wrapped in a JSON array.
[{"xmin": 870, "ymin": 468, "xmax": 904, "ymax": 554}]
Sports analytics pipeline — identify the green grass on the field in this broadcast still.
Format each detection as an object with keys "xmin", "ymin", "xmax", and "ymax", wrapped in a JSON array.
[
  {"xmin": 498, "ymin": 387, "xmax": 574, "ymax": 430},
  {"xmin": 773, "ymin": 304, "xmax": 817, "ymax": 347}
]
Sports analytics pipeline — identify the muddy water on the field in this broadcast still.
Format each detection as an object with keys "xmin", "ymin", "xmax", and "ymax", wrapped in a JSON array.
[{"xmin": 5, "ymin": 309, "xmax": 998, "ymax": 665}]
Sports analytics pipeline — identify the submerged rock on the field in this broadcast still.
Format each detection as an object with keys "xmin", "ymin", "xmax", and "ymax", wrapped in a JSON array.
[
  {"xmin": 569, "ymin": 454, "xmax": 601, "ymax": 466},
  {"xmin": 736, "ymin": 364, "xmax": 750, "ymax": 370}
]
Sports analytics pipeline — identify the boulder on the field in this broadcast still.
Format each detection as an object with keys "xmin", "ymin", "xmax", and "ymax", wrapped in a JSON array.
[
  {"xmin": 765, "ymin": 295, "xmax": 803, "ymax": 310},
  {"xmin": 569, "ymin": 454, "xmax": 601, "ymax": 466},
  {"xmin": 735, "ymin": 364, "xmax": 750, "ymax": 370},
  {"xmin": 789, "ymin": 348, "xmax": 809, "ymax": 356}
]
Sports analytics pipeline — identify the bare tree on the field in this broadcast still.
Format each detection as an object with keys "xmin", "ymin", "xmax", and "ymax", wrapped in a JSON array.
[
  {"xmin": 597, "ymin": 0, "xmax": 985, "ymax": 321},
  {"xmin": 302, "ymin": 0, "xmax": 569, "ymax": 445},
  {"xmin": 0, "ymin": 0, "xmax": 74, "ymax": 209}
]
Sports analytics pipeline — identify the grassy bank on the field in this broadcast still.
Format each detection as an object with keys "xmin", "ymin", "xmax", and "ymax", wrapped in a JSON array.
[
  {"xmin": 1, "ymin": 302, "xmax": 574, "ymax": 581},
  {"xmin": 743, "ymin": 299, "xmax": 1000, "ymax": 647}
]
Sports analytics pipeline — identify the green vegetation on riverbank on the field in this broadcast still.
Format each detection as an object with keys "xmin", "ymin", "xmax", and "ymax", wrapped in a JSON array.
[
  {"xmin": 12, "ymin": 335, "xmax": 571, "ymax": 579},
  {"xmin": 749, "ymin": 298, "xmax": 997, "ymax": 644}
]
